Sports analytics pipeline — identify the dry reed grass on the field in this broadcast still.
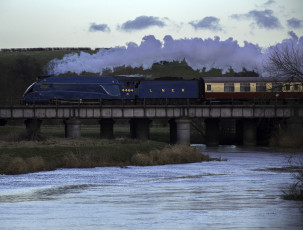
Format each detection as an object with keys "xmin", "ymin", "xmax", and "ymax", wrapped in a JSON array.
[
  {"xmin": 4, "ymin": 156, "xmax": 46, "ymax": 174},
  {"xmin": 0, "ymin": 142, "xmax": 214, "ymax": 174},
  {"xmin": 131, "ymin": 144, "xmax": 211, "ymax": 166}
]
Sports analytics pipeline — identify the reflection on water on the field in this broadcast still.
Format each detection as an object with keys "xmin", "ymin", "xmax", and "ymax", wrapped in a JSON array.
[
  {"xmin": 0, "ymin": 184, "xmax": 99, "ymax": 203},
  {"xmin": 0, "ymin": 145, "xmax": 303, "ymax": 230}
]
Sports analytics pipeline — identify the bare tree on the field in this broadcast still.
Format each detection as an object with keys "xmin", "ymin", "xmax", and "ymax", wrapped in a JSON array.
[
  {"xmin": 265, "ymin": 41, "xmax": 303, "ymax": 200},
  {"xmin": 283, "ymin": 155, "xmax": 303, "ymax": 201},
  {"xmin": 264, "ymin": 42, "xmax": 303, "ymax": 82}
]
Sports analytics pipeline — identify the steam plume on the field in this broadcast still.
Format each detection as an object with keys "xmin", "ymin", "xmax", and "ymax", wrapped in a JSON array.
[{"xmin": 46, "ymin": 33, "xmax": 302, "ymax": 76}]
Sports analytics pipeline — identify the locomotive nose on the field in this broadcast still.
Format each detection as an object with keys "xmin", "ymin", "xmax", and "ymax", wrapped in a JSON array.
[{"xmin": 23, "ymin": 81, "xmax": 37, "ymax": 97}]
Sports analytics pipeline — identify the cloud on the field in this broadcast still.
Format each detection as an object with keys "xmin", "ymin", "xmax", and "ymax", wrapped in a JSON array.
[
  {"xmin": 231, "ymin": 9, "xmax": 282, "ymax": 29},
  {"xmin": 119, "ymin": 16, "xmax": 166, "ymax": 32},
  {"xmin": 287, "ymin": 18, "xmax": 303, "ymax": 29},
  {"xmin": 189, "ymin": 17, "xmax": 222, "ymax": 31},
  {"xmin": 264, "ymin": 0, "xmax": 275, "ymax": 6},
  {"xmin": 89, "ymin": 23, "xmax": 111, "ymax": 32}
]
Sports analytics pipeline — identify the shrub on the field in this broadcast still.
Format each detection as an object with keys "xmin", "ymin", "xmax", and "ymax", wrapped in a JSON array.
[
  {"xmin": 5, "ymin": 157, "xmax": 29, "ymax": 174},
  {"xmin": 131, "ymin": 144, "xmax": 210, "ymax": 166},
  {"xmin": 62, "ymin": 153, "xmax": 81, "ymax": 168},
  {"xmin": 131, "ymin": 153, "xmax": 152, "ymax": 166},
  {"xmin": 26, "ymin": 156, "xmax": 45, "ymax": 172},
  {"xmin": 283, "ymin": 155, "xmax": 303, "ymax": 201}
]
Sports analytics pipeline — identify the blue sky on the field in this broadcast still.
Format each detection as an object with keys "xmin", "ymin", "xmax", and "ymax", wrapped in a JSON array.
[{"xmin": 1, "ymin": 0, "xmax": 303, "ymax": 49}]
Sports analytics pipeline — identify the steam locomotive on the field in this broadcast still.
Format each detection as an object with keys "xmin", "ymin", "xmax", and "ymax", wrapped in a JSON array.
[{"xmin": 22, "ymin": 75, "xmax": 303, "ymax": 105}]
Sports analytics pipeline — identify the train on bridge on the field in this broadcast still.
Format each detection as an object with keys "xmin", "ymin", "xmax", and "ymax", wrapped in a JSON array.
[{"xmin": 22, "ymin": 75, "xmax": 303, "ymax": 105}]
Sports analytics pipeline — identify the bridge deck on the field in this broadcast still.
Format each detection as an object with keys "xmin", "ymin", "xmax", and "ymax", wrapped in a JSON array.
[{"xmin": 1, "ymin": 105, "xmax": 302, "ymax": 119}]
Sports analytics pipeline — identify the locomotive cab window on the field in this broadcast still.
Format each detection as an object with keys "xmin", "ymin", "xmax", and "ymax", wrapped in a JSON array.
[
  {"xmin": 101, "ymin": 84, "xmax": 120, "ymax": 96},
  {"xmin": 240, "ymin": 83, "xmax": 250, "ymax": 92},
  {"xmin": 224, "ymin": 83, "xmax": 234, "ymax": 92}
]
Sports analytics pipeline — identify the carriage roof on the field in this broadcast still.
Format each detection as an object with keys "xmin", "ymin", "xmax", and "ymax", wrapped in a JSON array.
[{"xmin": 202, "ymin": 76, "xmax": 297, "ymax": 83}]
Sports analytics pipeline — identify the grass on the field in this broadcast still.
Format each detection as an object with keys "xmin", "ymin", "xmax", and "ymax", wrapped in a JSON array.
[
  {"xmin": 0, "ymin": 124, "xmax": 213, "ymax": 175},
  {"xmin": 131, "ymin": 144, "xmax": 214, "ymax": 166},
  {"xmin": 0, "ymin": 138, "xmax": 213, "ymax": 175},
  {"xmin": 0, "ymin": 137, "xmax": 164, "ymax": 174}
]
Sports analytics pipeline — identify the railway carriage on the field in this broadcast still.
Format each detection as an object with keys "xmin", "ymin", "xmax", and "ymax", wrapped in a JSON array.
[{"xmin": 203, "ymin": 77, "xmax": 303, "ymax": 102}]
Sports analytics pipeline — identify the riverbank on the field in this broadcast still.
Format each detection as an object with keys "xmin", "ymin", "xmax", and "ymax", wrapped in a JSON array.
[
  {"xmin": 0, "ymin": 137, "xmax": 215, "ymax": 175},
  {"xmin": 1, "ymin": 146, "xmax": 302, "ymax": 229}
]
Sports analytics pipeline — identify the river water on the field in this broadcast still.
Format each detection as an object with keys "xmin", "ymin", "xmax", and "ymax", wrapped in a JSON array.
[{"xmin": 0, "ymin": 145, "xmax": 302, "ymax": 230}]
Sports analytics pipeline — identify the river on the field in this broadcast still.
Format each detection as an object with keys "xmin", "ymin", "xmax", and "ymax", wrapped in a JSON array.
[{"xmin": 0, "ymin": 145, "xmax": 302, "ymax": 230}]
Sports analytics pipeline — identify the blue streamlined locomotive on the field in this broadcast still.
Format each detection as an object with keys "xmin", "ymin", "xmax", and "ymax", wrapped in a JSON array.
[{"xmin": 22, "ymin": 76, "xmax": 203, "ymax": 104}]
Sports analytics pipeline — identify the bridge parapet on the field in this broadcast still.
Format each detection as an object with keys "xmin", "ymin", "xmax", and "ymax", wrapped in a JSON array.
[{"xmin": 0, "ymin": 105, "xmax": 302, "ymax": 119}]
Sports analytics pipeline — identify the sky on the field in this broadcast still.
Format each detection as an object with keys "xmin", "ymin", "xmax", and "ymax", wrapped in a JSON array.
[{"xmin": 1, "ymin": 0, "xmax": 303, "ymax": 49}]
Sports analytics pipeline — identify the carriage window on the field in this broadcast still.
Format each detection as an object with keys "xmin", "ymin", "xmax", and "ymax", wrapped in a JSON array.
[
  {"xmin": 224, "ymin": 83, "xmax": 234, "ymax": 92},
  {"xmin": 256, "ymin": 83, "xmax": 266, "ymax": 92},
  {"xmin": 240, "ymin": 83, "xmax": 250, "ymax": 92},
  {"xmin": 272, "ymin": 83, "xmax": 283, "ymax": 92},
  {"xmin": 206, "ymin": 84, "xmax": 211, "ymax": 91},
  {"xmin": 101, "ymin": 84, "xmax": 120, "ymax": 96},
  {"xmin": 294, "ymin": 84, "xmax": 299, "ymax": 91},
  {"xmin": 285, "ymin": 84, "xmax": 290, "ymax": 91}
]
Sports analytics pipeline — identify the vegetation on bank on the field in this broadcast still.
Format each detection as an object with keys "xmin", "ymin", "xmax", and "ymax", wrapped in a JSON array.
[
  {"xmin": 283, "ymin": 183, "xmax": 303, "ymax": 201},
  {"xmin": 0, "ymin": 137, "xmax": 214, "ymax": 175},
  {"xmin": 283, "ymin": 155, "xmax": 303, "ymax": 201},
  {"xmin": 0, "ymin": 125, "xmax": 216, "ymax": 175}
]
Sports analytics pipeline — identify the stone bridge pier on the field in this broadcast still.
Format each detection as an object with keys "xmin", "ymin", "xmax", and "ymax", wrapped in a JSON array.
[
  {"xmin": 99, "ymin": 119, "xmax": 115, "ymax": 139},
  {"xmin": 169, "ymin": 119, "xmax": 191, "ymax": 145},
  {"xmin": 204, "ymin": 118, "xmax": 261, "ymax": 146},
  {"xmin": 130, "ymin": 118, "xmax": 151, "ymax": 140},
  {"xmin": 205, "ymin": 118, "xmax": 220, "ymax": 146},
  {"xmin": 242, "ymin": 119, "xmax": 258, "ymax": 146},
  {"xmin": 64, "ymin": 118, "xmax": 81, "ymax": 138},
  {"xmin": 24, "ymin": 118, "xmax": 42, "ymax": 140}
]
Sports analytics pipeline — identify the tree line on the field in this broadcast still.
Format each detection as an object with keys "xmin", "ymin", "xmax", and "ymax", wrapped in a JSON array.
[{"xmin": 0, "ymin": 47, "xmax": 93, "ymax": 52}]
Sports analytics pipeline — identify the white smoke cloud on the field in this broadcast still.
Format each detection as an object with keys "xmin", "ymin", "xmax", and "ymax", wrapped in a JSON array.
[{"xmin": 47, "ymin": 33, "xmax": 302, "ymax": 76}]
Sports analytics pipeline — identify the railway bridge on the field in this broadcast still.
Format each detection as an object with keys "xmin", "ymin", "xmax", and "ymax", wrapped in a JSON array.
[{"xmin": 0, "ymin": 104, "xmax": 302, "ymax": 146}]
